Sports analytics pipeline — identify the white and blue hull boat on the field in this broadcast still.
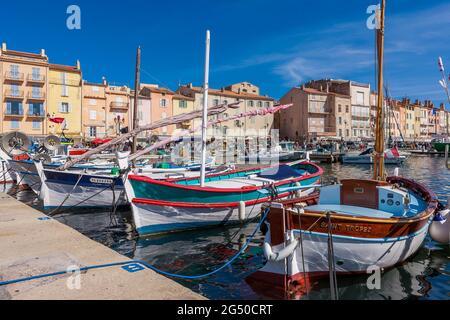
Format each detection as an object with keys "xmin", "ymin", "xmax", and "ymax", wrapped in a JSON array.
[{"xmin": 35, "ymin": 161, "xmax": 126, "ymax": 210}]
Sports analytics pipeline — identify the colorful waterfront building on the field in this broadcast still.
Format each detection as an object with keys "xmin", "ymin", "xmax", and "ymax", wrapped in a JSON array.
[
  {"xmin": 47, "ymin": 62, "xmax": 82, "ymax": 141},
  {"xmin": 105, "ymin": 84, "xmax": 131, "ymax": 137},
  {"xmin": 82, "ymin": 79, "xmax": 108, "ymax": 139},
  {"xmin": 139, "ymin": 85, "xmax": 175, "ymax": 137},
  {"xmin": 0, "ymin": 43, "xmax": 48, "ymax": 138},
  {"xmin": 129, "ymin": 87, "xmax": 152, "ymax": 142},
  {"xmin": 403, "ymin": 99, "xmax": 416, "ymax": 140},
  {"xmin": 279, "ymin": 86, "xmax": 339, "ymax": 142},
  {"xmin": 173, "ymin": 93, "xmax": 195, "ymax": 134},
  {"xmin": 177, "ymin": 83, "xmax": 274, "ymax": 139}
]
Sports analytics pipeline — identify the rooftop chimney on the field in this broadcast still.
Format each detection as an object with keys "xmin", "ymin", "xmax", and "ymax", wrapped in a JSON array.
[
  {"xmin": 40, "ymin": 49, "xmax": 46, "ymax": 57},
  {"xmin": 1, "ymin": 42, "xmax": 6, "ymax": 51},
  {"xmin": 102, "ymin": 76, "xmax": 107, "ymax": 86},
  {"xmin": 76, "ymin": 60, "xmax": 81, "ymax": 70}
]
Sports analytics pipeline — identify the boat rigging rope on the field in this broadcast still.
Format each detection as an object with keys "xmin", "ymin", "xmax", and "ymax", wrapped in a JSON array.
[
  {"xmin": 0, "ymin": 208, "xmax": 271, "ymax": 286},
  {"xmin": 296, "ymin": 206, "xmax": 309, "ymax": 298},
  {"xmin": 48, "ymin": 174, "xmax": 83, "ymax": 216},
  {"xmin": 326, "ymin": 212, "xmax": 339, "ymax": 300}
]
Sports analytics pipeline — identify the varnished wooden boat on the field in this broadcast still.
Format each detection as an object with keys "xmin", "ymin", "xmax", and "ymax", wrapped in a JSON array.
[{"xmin": 246, "ymin": 177, "xmax": 439, "ymax": 299}]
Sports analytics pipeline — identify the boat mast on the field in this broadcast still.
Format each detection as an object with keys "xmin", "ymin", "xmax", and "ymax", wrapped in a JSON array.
[
  {"xmin": 132, "ymin": 46, "xmax": 141, "ymax": 164},
  {"xmin": 373, "ymin": 0, "xmax": 386, "ymax": 181},
  {"xmin": 200, "ymin": 30, "xmax": 211, "ymax": 187}
]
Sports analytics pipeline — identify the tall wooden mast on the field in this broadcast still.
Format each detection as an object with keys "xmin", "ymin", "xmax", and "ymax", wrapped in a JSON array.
[
  {"xmin": 373, "ymin": 0, "xmax": 386, "ymax": 181},
  {"xmin": 132, "ymin": 46, "xmax": 141, "ymax": 161}
]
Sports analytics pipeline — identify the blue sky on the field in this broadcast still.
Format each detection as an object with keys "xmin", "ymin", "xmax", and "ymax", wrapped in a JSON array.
[{"xmin": 1, "ymin": 0, "xmax": 450, "ymax": 107}]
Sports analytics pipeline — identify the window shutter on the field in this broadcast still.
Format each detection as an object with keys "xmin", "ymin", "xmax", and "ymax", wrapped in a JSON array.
[
  {"xmin": 18, "ymin": 103, "xmax": 23, "ymax": 115},
  {"xmin": 28, "ymin": 103, "xmax": 33, "ymax": 116},
  {"xmin": 6, "ymin": 102, "xmax": 11, "ymax": 115},
  {"xmin": 40, "ymin": 104, "xmax": 44, "ymax": 115},
  {"xmin": 68, "ymin": 103, "xmax": 71, "ymax": 113}
]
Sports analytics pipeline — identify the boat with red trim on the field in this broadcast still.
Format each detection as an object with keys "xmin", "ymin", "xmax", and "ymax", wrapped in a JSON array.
[
  {"xmin": 246, "ymin": 177, "xmax": 439, "ymax": 299},
  {"xmin": 124, "ymin": 160, "xmax": 323, "ymax": 236},
  {"xmin": 247, "ymin": 0, "xmax": 441, "ymax": 300}
]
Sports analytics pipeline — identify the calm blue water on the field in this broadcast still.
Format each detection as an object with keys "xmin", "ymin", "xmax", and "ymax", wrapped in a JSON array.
[{"xmin": 5, "ymin": 155, "xmax": 449, "ymax": 300}]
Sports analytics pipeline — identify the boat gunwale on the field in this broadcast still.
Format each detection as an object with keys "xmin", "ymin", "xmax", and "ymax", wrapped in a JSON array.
[
  {"xmin": 127, "ymin": 161, "xmax": 323, "ymax": 194},
  {"xmin": 132, "ymin": 191, "xmax": 293, "ymax": 208},
  {"xmin": 278, "ymin": 176, "xmax": 438, "ymax": 225}
]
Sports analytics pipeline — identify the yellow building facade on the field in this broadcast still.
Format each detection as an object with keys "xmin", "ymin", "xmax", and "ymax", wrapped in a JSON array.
[
  {"xmin": 0, "ymin": 43, "xmax": 48, "ymax": 138},
  {"xmin": 173, "ymin": 94, "xmax": 195, "ymax": 134},
  {"xmin": 47, "ymin": 63, "xmax": 82, "ymax": 141}
]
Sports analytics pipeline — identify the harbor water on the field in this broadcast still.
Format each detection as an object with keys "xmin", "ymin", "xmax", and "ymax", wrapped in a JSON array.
[{"xmin": 4, "ymin": 156, "xmax": 449, "ymax": 300}]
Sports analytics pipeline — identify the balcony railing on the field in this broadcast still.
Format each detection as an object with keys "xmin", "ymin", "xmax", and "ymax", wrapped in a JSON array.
[
  {"xmin": 110, "ymin": 102, "xmax": 129, "ymax": 110},
  {"xmin": 4, "ymin": 72, "xmax": 24, "ymax": 82},
  {"xmin": 27, "ymin": 91, "xmax": 46, "ymax": 100},
  {"xmin": 5, "ymin": 110, "xmax": 24, "ymax": 117},
  {"xmin": 4, "ymin": 90, "xmax": 24, "ymax": 99},
  {"xmin": 27, "ymin": 110, "xmax": 45, "ymax": 118},
  {"xmin": 27, "ymin": 74, "xmax": 46, "ymax": 84}
]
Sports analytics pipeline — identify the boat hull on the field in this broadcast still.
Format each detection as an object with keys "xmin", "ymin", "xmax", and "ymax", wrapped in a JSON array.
[
  {"xmin": 131, "ymin": 200, "xmax": 263, "ymax": 235},
  {"xmin": 126, "ymin": 161, "xmax": 323, "ymax": 236},
  {"xmin": 341, "ymin": 155, "xmax": 405, "ymax": 165},
  {"xmin": 433, "ymin": 142, "xmax": 450, "ymax": 152},
  {"xmin": 8, "ymin": 160, "xmax": 41, "ymax": 192},
  {"xmin": 39, "ymin": 168, "xmax": 126, "ymax": 210}
]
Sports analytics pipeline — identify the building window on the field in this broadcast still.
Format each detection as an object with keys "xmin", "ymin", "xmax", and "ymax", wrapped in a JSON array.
[
  {"xmin": 31, "ymin": 67, "xmax": 41, "ymax": 80},
  {"xmin": 89, "ymin": 99, "xmax": 97, "ymax": 106},
  {"xmin": 60, "ymin": 102, "xmax": 70, "ymax": 113},
  {"xmin": 61, "ymin": 72, "xmax": 67, "ymax": 85},
  {"xmin": 346, "ymin": 129, "xmax": 350, "ymax": 136},
  {"xmin": 10, "ymin": 120, "xmax": 19, "ymax": 129},
  {"xmin": 213, "ymin": 99, "xmax": 219, "ymax": 106},
  {"xmin": 92, "ymin": 86, "xmax": 100, "ymax": 92},
  {"xmin": 356, "ymin": 91, "xmax": 365, "ymax": 105},
  {"xmin": 247, "ymin": 100, "xmax": 254, "ymax": 107},
  {"xmin": 90, "ymin": 110, "xmax": 97, "ymax": 120},
  {"xmin": 346, "ymin": 105, "xmax": 350, "ymax": 113},
  {"xmin": 223, "ymin": 100, "xmax": 228, "ymax": 106},
  {"xmin": 32, "ymin": 86, "xmax": 41, "ymax": 98},
  {"xmin": 11, "ymin": 84, "xmax": 20, "ymax": 96},
  {"xmin": 160, "ymin": 99, "xmax": 167, "ymax": 107},
  {"xmin": 32, "ymin": 120, "xmax": 41, "ymax": 130},
  {"xmin": 10, "ymin": 65, "xmax": 19, "ymax": 78},
  {"xmin": 339, "ymin": 129, "xmax": 343, "ymax": 137},
  {"xmin": 257, "ymin": 101, "xmax": 263, "ymax": 108},
  {"xmin": 339, "ymin": 117, "xmax": 342, "ymax": 125},
  {"xmin": 28, "ymin": 103, "xmax": 43, "ymax": 116},
  {"xmin": 89, "ymin": 126, "xmax": 97, "ymax": 137},
  {"xmin": 338, "ymin": 105, "xmax": 342, "ymax": 113},
  {"xmin": 61, "ymin": 85, "xmax": 69, "ymax": 97},
  {"xmin": 265, "ymin": 102, "xmax": 270, "ymax": 108},
  {"xmin": 6, "ymin": 101, "xmax": 23, "ymax": 115},
  {"xmin": 179, "ymin": 100, "xmax": 187, "ymax": 108}
]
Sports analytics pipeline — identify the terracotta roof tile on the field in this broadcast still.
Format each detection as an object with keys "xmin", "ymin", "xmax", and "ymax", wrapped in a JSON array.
[
  {"xmin": 180, "ymin": 86, "xmax": 274, "ymax": 101},
  {"xmin": 49, "ymin": 63, "xmax": 81, "ymax": 73}
]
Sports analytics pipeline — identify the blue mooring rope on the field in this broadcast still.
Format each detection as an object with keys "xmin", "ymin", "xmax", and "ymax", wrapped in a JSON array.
[{"xmin": 0, "ymin": 208, "xmax": 270, "ymax": 286}]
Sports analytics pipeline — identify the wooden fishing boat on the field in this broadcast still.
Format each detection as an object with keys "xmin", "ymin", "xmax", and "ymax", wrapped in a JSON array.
[
  {"xmin": 246, "ymin": 177, "xmax": 438, "ymax": 299},
  {"xmin": 35, "ymin": 161, "xmax": 127, "ymax": 210},
  {"xmin": 248, "ymin": 0, "xmax": 441, "ymax": 300},
  {"xmin": 124, "ymin": 161, "xmax": 323, "ymax": 235}
]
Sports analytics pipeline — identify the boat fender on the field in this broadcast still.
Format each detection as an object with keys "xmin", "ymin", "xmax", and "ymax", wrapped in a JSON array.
[
  {"xmin": 263, "ymin": 238, "xmax": 299, "ymax": 262},
  {"xmin": 295, "ymin": 182, "xmax": 302, "ymax": 198},
  {"xmin": 239, "ymin": 201, "xmax": 246, "ymax": 222},
  {"xmin": 429, "ymin": 209, "xmax": 450, "ymax": 244}
]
